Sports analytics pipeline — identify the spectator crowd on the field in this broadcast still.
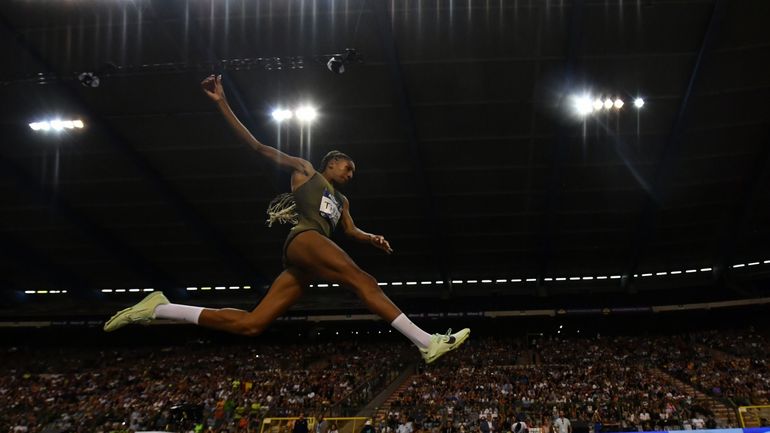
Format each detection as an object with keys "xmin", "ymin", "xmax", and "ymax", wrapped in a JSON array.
[{"xmin": 2, "ymin": 328, "xmax": 768, "ymax": 433}]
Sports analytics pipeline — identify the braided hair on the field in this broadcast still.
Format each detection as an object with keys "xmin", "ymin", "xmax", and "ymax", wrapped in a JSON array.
[{"xmin": 318, "ymin": 150, "xmax": 353, "ymax": 171}]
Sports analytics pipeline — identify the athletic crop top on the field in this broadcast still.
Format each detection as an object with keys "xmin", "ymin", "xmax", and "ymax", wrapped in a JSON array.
[{"xmin": 289, "ymin": 172, "xmax": 345, "ymax": 238}]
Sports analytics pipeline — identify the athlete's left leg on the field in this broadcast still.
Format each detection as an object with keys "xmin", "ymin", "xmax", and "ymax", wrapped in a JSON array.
[
  {"xmin": 196, "ymin": 267, "xmax": 308, "ymax": 336},
  {"xmin": 104, "ymin": 267, "xmax": 308, "ymax": 336}
]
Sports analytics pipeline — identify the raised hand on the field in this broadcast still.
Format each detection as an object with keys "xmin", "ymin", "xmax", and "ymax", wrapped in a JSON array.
[
  {"xmin": 201, "ymin": 74, "xmax": 225, "ymax": 102},
  {"xmin": 369, "ymin": 234, "xmax": 393, "ymax": 254}
]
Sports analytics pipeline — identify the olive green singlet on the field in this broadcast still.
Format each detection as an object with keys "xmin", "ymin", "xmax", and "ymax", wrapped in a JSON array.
[{"xmin": 282, "ymin": 172, "xmax": 345, "ymax": 266}]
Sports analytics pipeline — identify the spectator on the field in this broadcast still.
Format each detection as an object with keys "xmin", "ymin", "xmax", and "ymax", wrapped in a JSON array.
[
  {"xmin": 554, "ymin": 411, "xmax": 571, "ymax": 433},
  {"xmin": 591, "ymin": 408, "xmax": 602, "ymax": 433},
  {"xmin": 294, "ymin": 414, "xmax": 309, "ymax": 433}
]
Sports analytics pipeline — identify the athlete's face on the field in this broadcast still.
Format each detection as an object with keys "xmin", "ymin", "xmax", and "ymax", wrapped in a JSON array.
[{"xmin": 330, "ymin": 158, "xmax": 355, "ymax": 185}]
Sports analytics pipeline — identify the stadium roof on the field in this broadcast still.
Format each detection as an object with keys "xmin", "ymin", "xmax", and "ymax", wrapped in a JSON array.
[{"xmin": 1, "ymin": 0, "xmax": 769, "ymax": 314}]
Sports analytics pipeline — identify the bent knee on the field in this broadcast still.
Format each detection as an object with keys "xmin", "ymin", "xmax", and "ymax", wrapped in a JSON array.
[
  {"xmin": 343, "ymin": 271, "xmax": 382, "ymax": 296},
  {"xmin": 343, "ymin": 270, "xmax": 379, "ymax": 291}
]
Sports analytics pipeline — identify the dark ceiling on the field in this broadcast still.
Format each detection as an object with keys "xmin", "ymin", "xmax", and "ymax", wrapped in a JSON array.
[{"xmin": 1, "ymin": 0, "xmax": 770, "ymax": 313}]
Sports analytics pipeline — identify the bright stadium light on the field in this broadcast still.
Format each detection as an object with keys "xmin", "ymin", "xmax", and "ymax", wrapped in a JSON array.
[
  {"xmin": 295, "ymin": 106, "xmax": 317, "ymax": 122},
  {"xmin": 603, "ymin": 99, "xmax": 613, "ymax": 110},
  {"xmin": 634, "ymin": 98, "xmax": 645, "ymax": 108},
  {"xmin": 29, "ymin": 119, "xmax": 85, "ymax": 132},
  {"xmin": 574, "ymin": 96, "xmax": 593, "ymax": 116},
  {"xmin": 614, "ymin": 98, "xmax": 624, "ymax": 109},
  {"xmin": 271, "ymin": 108, "xmax": 293, "ymax": 122},
  {"xmin": 593, "ymin": 99, "xmax": 604, "ymax": 111}
]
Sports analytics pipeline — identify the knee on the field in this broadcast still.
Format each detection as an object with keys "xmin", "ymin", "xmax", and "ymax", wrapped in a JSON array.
[
  {"xmin": 237, "ymin": 319, "xmax": 267, "ymax": 337},
  {"xmin": 345, "ymin": 270, "xmax": 379, "ymax": 294}
]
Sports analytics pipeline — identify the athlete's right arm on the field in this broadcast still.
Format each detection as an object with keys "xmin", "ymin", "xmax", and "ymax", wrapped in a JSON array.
[{"xmin": 201, "ymin": 74, "xmax": 313, "ymax": 175}]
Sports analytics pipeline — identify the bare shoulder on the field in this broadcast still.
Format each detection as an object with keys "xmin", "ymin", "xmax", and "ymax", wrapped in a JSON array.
[
  {"xmin": 294, "ymin": 158, "xmax": 315, "ymax": 175},
  {"xmin": 290, "ymin": 163, "xmax": 317, "ymax": 191}
]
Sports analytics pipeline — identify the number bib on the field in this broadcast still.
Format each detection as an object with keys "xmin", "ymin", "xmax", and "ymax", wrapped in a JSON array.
[{"xmin": 319, "ymin": 189, "xmax": 342, "ymax": 227}]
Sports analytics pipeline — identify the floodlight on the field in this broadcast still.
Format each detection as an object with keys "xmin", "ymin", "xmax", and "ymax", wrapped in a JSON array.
[
  {"xmin": 326, "ymin": 48, "xmax": 361, "ymax": 74},
  {"xmin": 295, "ymin": 106, "xmax": 317, "ymax": 122},
  {"xmin": 29, "ymin": 119, "xmax": 85, "ymax": 132},
  {"xmin": 574, "ymin": 96, "xmax": 593, "ymax": 116},
  {"xmin": 614, "ymin": 99, "xmax": 624, "ymax": 109},
  {"xmin": 271, "ymin": 109, "xmax": 293, "ymax": 122},
  {"xmin": 78, "ymin": 72, "xmax": 100, "ymax": 88},
  {"xmin": 634, "ymin": 98, "xmax": 645, "ymax": 108}
]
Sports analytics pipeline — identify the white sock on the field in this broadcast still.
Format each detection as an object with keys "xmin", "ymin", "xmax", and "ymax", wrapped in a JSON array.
[
  {"xmin": 154, "ymin": 303, "xmax": 204, "ymax": 325},
  {"xmin": 391, "ymin": 313, "xmax": 432, "ymax": 349}
]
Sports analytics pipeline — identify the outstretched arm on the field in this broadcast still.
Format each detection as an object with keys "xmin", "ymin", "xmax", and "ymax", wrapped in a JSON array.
[
  {"xmin": 340, "ymin": 197, "xmax": 393, "ymax": 254},
  {"xmin": 201, "ymin": 74, "xmax": 313, "ymax": 176}
]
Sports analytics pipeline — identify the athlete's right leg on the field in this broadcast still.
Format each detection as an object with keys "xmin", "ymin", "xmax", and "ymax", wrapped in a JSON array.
[
  {"xmin": 286, "ymin": 230, "xmax": 401, "ymax": 322},
  {"xmin": 286, "ymin": 231, "xmax": 469, "ymax": 363},
  {"xmin": 104, "ymin": 267, "xmax": 308, "ymax": 336}
]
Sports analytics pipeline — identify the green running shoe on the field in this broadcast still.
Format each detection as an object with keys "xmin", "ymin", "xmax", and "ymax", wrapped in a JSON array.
[
  {"xmin": 420, "ymin": 328, "xmax": 470, "ymax": 364},
  {"xmin": 103, "ymin": 291, "xmax": 169, "ymax": 332}
]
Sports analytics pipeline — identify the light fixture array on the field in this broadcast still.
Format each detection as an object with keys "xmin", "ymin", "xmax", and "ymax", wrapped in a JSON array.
[
  {"xmin": 20, "ymin": 259, "xmax": 770, "ymax": 295},
  {"xmin": 573, "ymin": 94, "xmax": 645, "ymax": 116},
  {"xmin": 272, "ymin": 106, "xmax": 317, "ymax": 123},
  {"xmin": 29, "ymin": 119, "xmax": 85, "ymax": 131}
]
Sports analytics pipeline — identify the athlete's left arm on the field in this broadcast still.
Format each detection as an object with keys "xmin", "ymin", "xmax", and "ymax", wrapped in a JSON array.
[{"xmin": 340, "ymin": 196, "xmax": 393, "ymax": 254}]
